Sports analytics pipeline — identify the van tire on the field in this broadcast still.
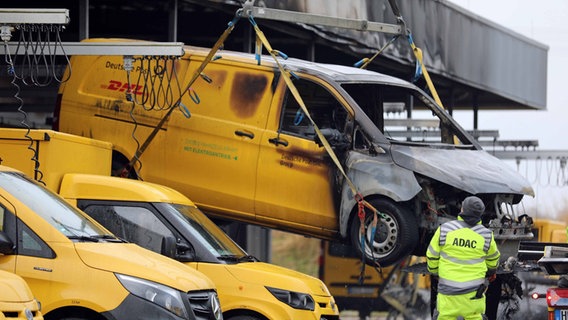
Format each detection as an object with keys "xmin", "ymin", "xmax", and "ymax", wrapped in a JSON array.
[{"xmin": 349, "ymin": 198, "xmax": 418, "ymax": 267}]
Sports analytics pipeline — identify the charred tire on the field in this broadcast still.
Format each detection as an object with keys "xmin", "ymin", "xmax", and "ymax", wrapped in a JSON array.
[{"xmin": 349, "ymin": 198, "xmax": 418, "ymax": 267}]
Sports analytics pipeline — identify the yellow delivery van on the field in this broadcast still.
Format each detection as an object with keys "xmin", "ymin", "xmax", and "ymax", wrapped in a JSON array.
[
  {"xmin": 0, "ymin": 270, "xmax": 43, "ymax": 320},
  {"xmin": 59, "ymin": 173, "xmax": 339, "ymax": 320},
  {"xmin": 55, "ymin": 38, "xmax": 534, "ymax": 267},
  {"xmin": 0, "ymin": 165, "xmax": 222, "ymax": 320}
]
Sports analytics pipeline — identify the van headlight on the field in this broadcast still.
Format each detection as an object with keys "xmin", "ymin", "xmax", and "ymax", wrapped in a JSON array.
[
  {"xmin": 266, "ymin": 286, "xmax": 315, "ymax": 311},
  {"xmin": 116, "ymin": 274, "xmax": 189, "ymax": 318}
]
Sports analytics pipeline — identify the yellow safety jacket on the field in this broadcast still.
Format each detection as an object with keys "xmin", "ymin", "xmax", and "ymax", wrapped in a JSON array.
[{"xmin": 427, "ymin": 217, "xmax": 500, "ymax": 295}]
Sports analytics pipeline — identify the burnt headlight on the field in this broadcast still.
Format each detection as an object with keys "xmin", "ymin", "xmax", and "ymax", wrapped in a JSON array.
[{"xmin": 266, "ymin": 286, "xmax": 315, "ymax": 311}]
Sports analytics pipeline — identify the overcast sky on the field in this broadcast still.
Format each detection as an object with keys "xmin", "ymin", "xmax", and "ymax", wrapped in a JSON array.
[{"xmin": 445, "ymin": 0, "xmax": 568, "ymax": 217}]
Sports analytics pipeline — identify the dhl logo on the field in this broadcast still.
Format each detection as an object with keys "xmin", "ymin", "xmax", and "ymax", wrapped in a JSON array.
[{"xmin": 102, "ymin": 80, "xmax": 144, "ymax": 95}]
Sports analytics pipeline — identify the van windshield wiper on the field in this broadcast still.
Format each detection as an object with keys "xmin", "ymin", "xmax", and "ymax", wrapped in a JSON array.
[
  {"xmin": 68, "ymin": 235, "xmax": 100, "ymax": 242},
  {"xmin": 91, "ymin": 235, "xmax": 127, "ymax": 243},
  {"xmin": 68, "ymin": 234, "xmax": 125, "ymax": 243},
  {"xmin": 217, "ymin": 254, "xmax": 258, "ymax": 263}
]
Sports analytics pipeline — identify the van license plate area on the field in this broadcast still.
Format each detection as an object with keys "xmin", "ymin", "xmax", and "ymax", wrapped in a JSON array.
[{"xmin": 554, "ymin": 309, "xmax": 568, "ymax": 320}]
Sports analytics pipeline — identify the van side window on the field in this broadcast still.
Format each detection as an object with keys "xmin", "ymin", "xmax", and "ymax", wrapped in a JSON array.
[
  {"xmin": 0, "ymin": 205, "xmax": 54, "ymax": 258},
  {"xmin": 280, "ymin": 79, "xmax": 347, "ymax": 139},
  {"xmin": 17, "ymin": 220, "xmax": 56, "ymax": 258},
  {"xmin": 83, "ymin": 204, "xmax": 175, "ymax": 254}
]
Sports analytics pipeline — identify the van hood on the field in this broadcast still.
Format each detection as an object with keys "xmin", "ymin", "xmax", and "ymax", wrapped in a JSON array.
[
  {"xmin": 74, "ymin": 243, "xmax": 214, "ymax": 291},
  {"xmin": 225, "ymin": 262, "xmax": 331, "ymax": 297},
  {"xmin": 390, "ymin": 144, "xmax": 534, "ymax": 197},
  {"xmin": 0, "ymin": 271, "xmax": 34, "ymax": 302}
]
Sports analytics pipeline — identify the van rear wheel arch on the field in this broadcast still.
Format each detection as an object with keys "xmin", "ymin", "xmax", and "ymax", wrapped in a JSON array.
[{"xmin": 348, "ymin": 197, "xmax": 419, "ymax": 267}]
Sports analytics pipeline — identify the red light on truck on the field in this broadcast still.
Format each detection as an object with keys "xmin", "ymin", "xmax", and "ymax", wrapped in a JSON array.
[
  {"xmin": 532, "ymin": 292, "xmax": 544, "ymax": 300},
  {"xmin": 546, "ymin": 288, "xmax": 568, "ymax": 307}
]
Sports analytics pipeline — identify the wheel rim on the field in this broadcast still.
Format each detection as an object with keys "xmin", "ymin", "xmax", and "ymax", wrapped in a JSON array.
[{"xmin": 362, "ymin": 212, "xmax": 399, "ymax": 258}]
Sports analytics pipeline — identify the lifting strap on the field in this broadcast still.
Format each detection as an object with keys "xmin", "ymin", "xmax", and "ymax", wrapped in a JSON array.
[
  {"xmin": 125, "ymin": 13, "xmax": 242, "ymax": 172},
  {"xmin": 388, "ymin": 0, "xmax": 445, "ymax": 109},
  {"xmin": 246, "ymin": 15, "xmax": 384, "ymax": 276}
]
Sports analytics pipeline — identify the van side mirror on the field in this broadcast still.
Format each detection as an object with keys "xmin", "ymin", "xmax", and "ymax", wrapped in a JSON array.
[
  {"xmin": 160, "ymin": 236, "xmax": 195, "ymax": 262},
  {"xmin": 161, "ymin": 236, "xmax": 177, "ymax": 259},
  {"xmin": 0, "ymin": 231, "xmax": 15, "ymax": 254},
  {"xmin": 175, "ymin": 241, "xmax": 195, "ymax": 262}
]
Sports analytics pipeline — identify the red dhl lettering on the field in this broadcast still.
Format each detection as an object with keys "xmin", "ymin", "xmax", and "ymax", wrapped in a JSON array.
[{"xmin": 103, "ymin": 80, "xmax": 144, "ymax": 95}]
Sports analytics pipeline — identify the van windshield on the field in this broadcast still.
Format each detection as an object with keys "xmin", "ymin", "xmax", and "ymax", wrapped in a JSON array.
[
  {"xmin": 0, "ymin": 172, "xmax": 108, "ymax": 238},
  {"xmin": 341, "ymin": 83, "xmax": 473, "ymax": 146},
  {"xmin": 157, "ymin": 203, "xmax": 246, "ymax": 258}
]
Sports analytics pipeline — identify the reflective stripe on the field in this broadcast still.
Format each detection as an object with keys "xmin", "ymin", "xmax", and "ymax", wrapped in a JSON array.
[
  {"xmin": 471, "ymin": 225, "xmax": 493, "ymax": 251},
  {"xmin": 440, "ymin": 220, "xmax": 493, "ymax": 252},
  {"xmin": 440, "ymin": 220, "xmax": 465, "ymax": 246},
  {"xmin": 438, "ymin": 277, "xmax": 485, "ymax": 295},
  {"xmin": 440, "ymin": 251, "xmax": 485, "ymax": 265},
  {"xmin": 486, "ymin": 251, "xmax": 500, "ymax": 260},
  {"xmin": 428, "ymin": 244, "xmax": 440, "ymax": 257}
]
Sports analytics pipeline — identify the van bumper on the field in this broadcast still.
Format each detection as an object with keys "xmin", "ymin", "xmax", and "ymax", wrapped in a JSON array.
[{"xmin": 101, "ymin": 294, "xmax": 193, "ymax": 320}]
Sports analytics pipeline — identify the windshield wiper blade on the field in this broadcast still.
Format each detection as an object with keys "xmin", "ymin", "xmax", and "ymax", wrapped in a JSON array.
[
  {"xmin": 217, "ymin": 255, "xmax": 240, "ymax": 261},
  {"xmin": 68, "ymin": 235, "xmax": 100, "ymax": 242},
  {"xmin": 91, "ymin": 235, "xmax": 127, "ymax": 243}
]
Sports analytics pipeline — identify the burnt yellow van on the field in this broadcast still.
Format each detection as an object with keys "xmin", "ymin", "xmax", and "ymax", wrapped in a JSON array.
[{"xmin": 56, "ymin": 38, "xmax": 534, "ymax": 267}]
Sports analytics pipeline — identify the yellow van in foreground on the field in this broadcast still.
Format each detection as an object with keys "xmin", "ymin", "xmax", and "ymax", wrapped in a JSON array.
[
  {"xmin": 0, "ymin": 165, "xmax": 222, "ymax": 320},
  {"xmin": 56, "ymin": 38, "xmax": 534, "ymax": 267},
  {"xmin": 59, "ymin": 173, "xmax": 339, "ymax": 320},
  {"xmin": 0, "ymin": 270, "xmax": 43, "ymax": 320}
]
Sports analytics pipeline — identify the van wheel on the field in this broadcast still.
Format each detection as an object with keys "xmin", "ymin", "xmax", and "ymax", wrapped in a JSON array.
[{"xmin": 349, "ymin": 198, "xmax": 418, "ymax": 267}]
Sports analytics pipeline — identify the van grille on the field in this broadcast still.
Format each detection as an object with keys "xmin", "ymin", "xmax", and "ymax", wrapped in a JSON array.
[
  {"xmin": 2, "ymin": 309, "xmax": 41, "ymax": 319},
  {"xmin": 186, "ymin": 290, "xmax": 222, "ymax": 320}
]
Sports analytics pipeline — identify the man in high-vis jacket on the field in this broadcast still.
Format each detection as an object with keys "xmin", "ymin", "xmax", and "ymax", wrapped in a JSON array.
[{"xmin": 427, "ymin": 196, "xmax": 500, "ymax": 320}]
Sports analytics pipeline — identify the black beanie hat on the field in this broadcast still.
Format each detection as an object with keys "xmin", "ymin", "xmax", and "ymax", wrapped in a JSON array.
[{"xmin": 459, "ymin": 196, "xmax": 485, "ymax": 225}]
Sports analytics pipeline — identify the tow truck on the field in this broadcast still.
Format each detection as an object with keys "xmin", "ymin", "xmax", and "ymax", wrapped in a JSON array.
[{"xmin": 529, "ymin": 245, "xmax": 568, "ymax": 319}]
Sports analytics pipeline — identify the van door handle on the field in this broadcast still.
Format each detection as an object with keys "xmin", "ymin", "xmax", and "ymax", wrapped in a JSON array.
[
  {"xmin": 268, "ymin": 137, "xmax": 288, "ymax": 147},
  {"xmin": 235, "ymin": 130, "xmax": 254, "ymax": 139}
]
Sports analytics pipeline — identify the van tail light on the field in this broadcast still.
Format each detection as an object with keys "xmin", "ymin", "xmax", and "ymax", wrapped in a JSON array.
[
  {"xmin": 546, "ymin": 288, "xmax": 568, "ymax": 307},
  {"xmin": 52, "ymin": 94, "xmax": 62, "ymax": 131}
]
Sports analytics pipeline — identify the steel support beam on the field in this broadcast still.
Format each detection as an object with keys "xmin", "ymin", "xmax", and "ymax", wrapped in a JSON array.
[
  {"xmin": 0, "ymin": 8, "xmax": 70, "ymax": 25},
  {"xmin": 247, "ymin": 6, "xmax": 402, "ymax": 35},
  {"xmin": 0, "ymin": 42, "xmax": 185, "ymax": 56}
]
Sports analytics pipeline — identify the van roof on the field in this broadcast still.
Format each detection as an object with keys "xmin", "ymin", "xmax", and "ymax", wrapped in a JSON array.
[
  {"xmin": 184, "ymin": 45, "xmax": 413, "ymax": 86},
  {"xmin": 59, "ymin": 173, "xmax": 195, "ymax": 206}
]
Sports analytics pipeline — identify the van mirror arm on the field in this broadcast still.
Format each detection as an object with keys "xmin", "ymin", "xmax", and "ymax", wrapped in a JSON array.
[
  {"xmin": 175, "ymin": 242, "xmax": 195, "ymax": 262},
  {"xmin": 0, "ymin": 231, "xmax": 15, "ymax": 254}
]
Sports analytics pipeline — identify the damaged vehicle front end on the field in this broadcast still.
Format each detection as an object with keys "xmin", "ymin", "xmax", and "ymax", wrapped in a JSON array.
[{"xmin": 329, "ymin": 77, "xmax": 535, "ymax": 266}]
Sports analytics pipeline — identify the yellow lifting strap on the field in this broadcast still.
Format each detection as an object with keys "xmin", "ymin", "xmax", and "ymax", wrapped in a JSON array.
[
  {"xmin": 387, "ymin": 0, "xmax": 446, "ymax": 109},
  {"xmin": 408, "ymin": 38, "xmax": 444, "ymax": 109},
  {"xmin": 127, "ymin": 14, "xmax": 241, "ymax": 171},
  {"xmin": 248, "ymin": 17, "xmax": 381, "ymax": 219}
]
